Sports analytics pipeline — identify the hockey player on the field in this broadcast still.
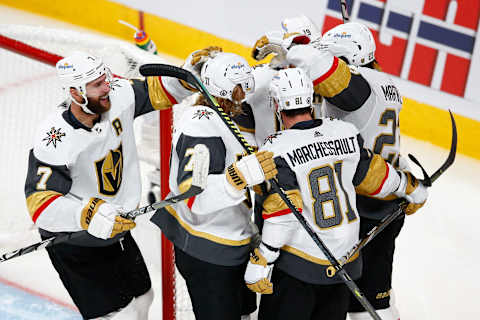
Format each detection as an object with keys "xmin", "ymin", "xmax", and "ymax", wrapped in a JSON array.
[
  {"xmin": 249, "ymin": 15, "xmax": 324, "ymax": 146},
  {"xmin": 150, "ymin": 52, "xmax": 277, "ymax": 320},
  {"xmin": 139, "ymin": 46, "xmax": 223, "ymax": 205},
  {"xmin": 244, "ymin": 68, "xmax": 427, "ymax": 320},
  {"xmin": 24, "ymin": 51, "xmax": 192, "ymax": 320},
  {"xmin": 264, "ymin": 20, "xmax": 411, "ymax": 319}
]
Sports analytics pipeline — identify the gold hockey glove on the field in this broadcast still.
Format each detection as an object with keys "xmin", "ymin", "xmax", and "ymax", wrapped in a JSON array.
[
  {"xmin": 394, "ymin": 171, "xmax": 428, "ymax": 215},
  {"xmin": 80, "ymin": 198, "xmax": 136, "ymax": 239},
  {"xmin": 226, "ymin": 151, "xmax": 278, "ymax": 191},
  {"xmin": 245, "ymin": 243, "xmax": 280, "ymax": 294}
]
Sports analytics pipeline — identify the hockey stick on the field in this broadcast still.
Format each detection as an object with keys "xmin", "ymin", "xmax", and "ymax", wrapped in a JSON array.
[
  {"xmin": 339, "ymin": 110, "xmax": 457, "ymax": 267},
  {"xmin": 140, "ymin": 64, "xmax": 383, "ymax": 320},
  {"xmin": 340, "ymin": 0, "xmax": 351, "ymax": 23},
  {"xmin": 0, "ymin": 144, "xmax": 209, "ymax": 263}
]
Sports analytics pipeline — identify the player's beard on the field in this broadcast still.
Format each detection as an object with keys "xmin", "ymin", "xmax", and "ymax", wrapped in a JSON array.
[{"xmin": 86, "ymin": 94, "xmax": 111, "ymax": 114}]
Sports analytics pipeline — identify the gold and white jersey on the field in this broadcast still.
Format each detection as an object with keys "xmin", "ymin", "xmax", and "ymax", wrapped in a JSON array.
[
  {"xmin": 323, "ymin": 66, "xmax": 402, "ymax": 166},
  {"xmin": 259, "ymin": 118, "xmax": 362, "ymax": 284},
  {"xmin": 151, "ymin": 105, "xmax": 257, "ymax": 266},
  {"xmin": 25, "ymin": 77, "xmax": 185, "ymax": 244},
  {"xmin": 322, "ymin": 66, "xmax": 404, "ymax": 219},
  {"xmin": 258, "ymin": 117, "xmax": 403, "ymax": 284}
]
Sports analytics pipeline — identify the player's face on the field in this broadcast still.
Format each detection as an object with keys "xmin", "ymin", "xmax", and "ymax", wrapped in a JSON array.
[{"xmin": 85, "ymin": 74, "xmax": 111, "ymax": 114}]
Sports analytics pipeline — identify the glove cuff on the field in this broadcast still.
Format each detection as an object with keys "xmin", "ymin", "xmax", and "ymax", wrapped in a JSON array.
[
  {"xmin": 394, "ymin": 171, "xmax": 408, "ymax": 198},
  {"xmin": 259, "ymin": 243, "xmax": 280, "ymax": 264},
  {"xmin": 224, "ymin": 172, "xmax": 247, "ymax": 197},
  {"xmin": 237, "ymin": 153, "xmax": 265, "ymax": 186},
  {"xmin": 79, "ymin": 197, "xmax": 105, "ymax": 230}
]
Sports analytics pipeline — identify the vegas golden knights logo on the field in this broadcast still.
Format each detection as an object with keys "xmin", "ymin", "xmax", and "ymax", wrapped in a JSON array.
[{"xmin": 95, "ymin": 143, "xmax": 123, "ymax": 196}]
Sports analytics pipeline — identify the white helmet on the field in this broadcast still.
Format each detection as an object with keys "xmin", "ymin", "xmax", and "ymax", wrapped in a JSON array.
[
  {"xmin": 321, "ymin": 22, "xmax": 376, "ymax": 66},
  {"xmin": 281, "ymin": 15, "xmax": 322, "ymax": 42},
  {"xmin": 269, "ymin": 68, "xmax": 313, "ymax": 124},
  {"xmin": 56, "ymin": 51, "xmax": 111, "ymax": 114},
  {"xmin": 200, "ymin": 52, "xmax": 255, "ymax": 101}
]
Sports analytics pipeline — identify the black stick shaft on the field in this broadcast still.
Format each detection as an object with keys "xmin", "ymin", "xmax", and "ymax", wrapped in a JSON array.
[
  {"xmin": 139, "ymin": 63, "xmax": 382, "ymax": 320},
  {"xmin": 340, "ymin": 110, "xmax": 457, "ymax": 267},
  {"xmin": 340, "ymin": 0, "xmax": 350, "ymax": 22},
  {"xmin": 0, "ymin": 186, "xmax": 203, "ymax": 263}
]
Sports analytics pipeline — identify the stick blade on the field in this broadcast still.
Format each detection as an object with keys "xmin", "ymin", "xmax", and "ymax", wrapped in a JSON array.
[
  {"xmin": 139, "ymin": 63, "xmax": 195, "ymax": 85},
  {"xmin": 430, "ymin": 109, "xmax": 457, "ymax": 183},
  {"xmin": 192, "ymin": 144, "xmax": 210, "ymax": 190}
]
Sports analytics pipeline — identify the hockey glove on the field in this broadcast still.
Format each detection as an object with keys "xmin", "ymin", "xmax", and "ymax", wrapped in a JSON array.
[
  {"xmin": 183, "ymin": 46, "xmax": 222, "ymax": 79},
  {"xmin": 245, "ymin": 243, "xmax": 280, "ymax": 294},
  {"xmin": 394, "ymin": 171, "xmax": 428, "ymax": 215},
  {"xmin": 226, "ymin": 151, "xmax": 278, "ymax": 192},
  {"xmin": 80, "ymin": 198, "xmax": 136, "ymax": 239},
  {"xmin": 252, "ymin": 31, "xmax": 310, "ymax": 66}
]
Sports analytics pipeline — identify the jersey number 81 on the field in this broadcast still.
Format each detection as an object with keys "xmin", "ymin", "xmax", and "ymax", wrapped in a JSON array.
[{"xmin": 308, "ymin": 162, "xmax": 357, "ymax": 229}]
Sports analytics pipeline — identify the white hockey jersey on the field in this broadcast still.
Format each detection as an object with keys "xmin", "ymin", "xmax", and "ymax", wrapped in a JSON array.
[
  {"xmin": 286, "ymin": 45, "xmax": 405, "ymax": 219},
  {"xmin": 323, "ymin": 66, "xmax": 402, "ymax": 166},
  {"xmin": 150, "ymin": 105, "xmax": 257, "ymax": 266},
  {"xmin": 321, "ymin": 66, "xmax": 404, "ymax": 219},
  {"xmin": 259, "ymin": 118, "xmax": 402, "ymax": 284},
  {"xmin": 25, "ymin": 76, "xmax": 189, "ymax": 245}
]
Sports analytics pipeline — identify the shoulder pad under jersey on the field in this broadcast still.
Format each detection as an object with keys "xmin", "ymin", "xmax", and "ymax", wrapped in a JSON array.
[
  {"xmin": 106, "ymin": 78, "xmax": 136, "ymax": 115},
  {"xmin": 356, "ymin": 66, "xmax": 403, "ymax": 104},
  {"xmin": 261, "ymin": 131, "xmax": 287, "ymax": 152},
  {"xmin": 323, "ymin": 117, "xmax": 360, "ymax": 136},
  {"xmin": 176, "ymin": 105, "xmax": 227, "ymax": 138},
  {"xmin": 356, "ymin": 66, "xmax": 391, "ymax": 87},
  {"xmin": 32, "ymin": 110, "xmax": 85, "ymax": 166}
]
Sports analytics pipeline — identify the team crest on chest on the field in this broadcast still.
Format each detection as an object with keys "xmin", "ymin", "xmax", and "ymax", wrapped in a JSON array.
[
  {"xmin": 264, "ymin": 132, "xmax": 282, "ymax": 145},
  {"xmin": 43, "ymin": 127, "xmax": 66, "ymax": 148},
  {"xmin": 95, "ymin": 143, "xmax": 123, "ymax": 196},
  {"xmin": 192, "ymin": 109, "xmax": 214, "ymax": 120}
]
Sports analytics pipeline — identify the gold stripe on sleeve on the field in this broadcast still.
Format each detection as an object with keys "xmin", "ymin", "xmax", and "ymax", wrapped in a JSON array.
[
  {"xmin": 262, "ymin": 189, "xmax": 303, "ymax": 217},
  {"xmin": 355, "ymin": 154, "xmax": 388, "ymax": 196},
  {"xmin": 313, "ymin": 58, "xmax": 351, "ymax": 98},
  {"xmin": 26, "ymin": 191, "xmax": 62, "ymax": 219},
  {"xmin": 147, "ymin": 76, "xmax": 175, "ymax": 110}
]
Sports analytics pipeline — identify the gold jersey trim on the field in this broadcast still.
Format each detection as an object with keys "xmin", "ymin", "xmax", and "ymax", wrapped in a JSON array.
[
  {"xmin": 282, "ymin": 245, "xmax": 359, "ymax": 265},
  {"xmin": 164, "ymin": 205, "xmax": 251, "ymax": 246},
  {"xmin": 26, "ymin": 191, "xmax": 62, "ymax": 220},
  {"xmin": 263, "ymin": 189, "xmax": 303, "ymax": 216},
  {"xmin": 80, "ymin": 197, "xmax": 106, "ymax": 230},
  {"xmin": 313, "ymin": 58, "xmax": 351, "ymax": 98},
  {"xmin": 147, "ymin": 76, "xmax": 175, "ymax": 110},
  {"xmin": 355, "ymin": 154, "xmax": 388, "ymax": 196}
]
